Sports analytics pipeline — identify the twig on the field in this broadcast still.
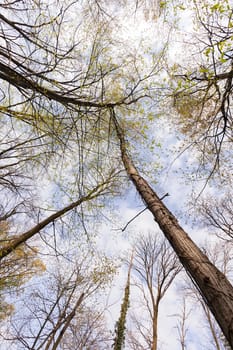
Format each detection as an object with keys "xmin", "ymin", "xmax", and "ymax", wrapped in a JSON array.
[{"xmin": 121, "ymin": 193, "xmax": 169, "ymax": 232}]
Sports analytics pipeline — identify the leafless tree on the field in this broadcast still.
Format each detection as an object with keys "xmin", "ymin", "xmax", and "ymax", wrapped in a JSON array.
[
  {"xmin": 0, "ymin": 170, "xmax": 120, "ymax": 260},
  {"xmin": 126, "ymin": 232, "xmax": 181, "ymax": 350},
  {"xmin": 174, "ymin": 298, "xmax": 191, "ymax": 350},
  {"xmin": 198, "ymin": 192, "xmax": 233, "ymax": 241}
]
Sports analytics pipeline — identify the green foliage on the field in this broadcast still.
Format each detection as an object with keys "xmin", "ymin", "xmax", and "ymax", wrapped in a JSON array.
[
  {"xmin": 90, "ymin": 256, "xmax": 117, "ymax": 286},
  {"xmin": 113, "ymin": 265, "xmax": 131, "ymax": 350},
  {"xmin": 0, "ymin": 221, "xmax": 46, "ymax": 319},
  {"xmin": 167, "ymin": 0, "xmax": 233, "ymax": 180}
]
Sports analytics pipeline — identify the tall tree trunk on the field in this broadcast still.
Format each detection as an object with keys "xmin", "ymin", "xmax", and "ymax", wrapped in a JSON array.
[
  {"xmin": 111, "ymin": 110, "xmax": 233, "ymax": 348},
  {"xmin": 113, "ymin": 252, "xmax": 133, "ymax": 350},
  {"xmin": 152, "ymin": 306, "xmax": 158, "ymax": 350}
]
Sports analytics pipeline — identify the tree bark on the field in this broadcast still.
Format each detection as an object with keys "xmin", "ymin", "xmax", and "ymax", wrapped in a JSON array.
[
  {"xmin": 152, "ymin": 306, "xmax": 158, "ymax": 350},
  {"xmin": 112, "ymin": 109, "xmax": 233, "ymax": 349}
]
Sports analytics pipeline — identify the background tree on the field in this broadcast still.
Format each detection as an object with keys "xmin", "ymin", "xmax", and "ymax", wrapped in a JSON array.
[
  {"xmin": 113, "ymin": 252, "xmax": 133, "ymax": 350},
  {"xmin": 174, "ymin": 298, "xmax": 191, "ymax": 350},
  {"xmin": 126, "ymin": 232, "xmax": 181, "ymax": 350},
  {"xmin": 169, "ymin": 0, "xmax": 233, "ymax": 181},
  {"xmin": 58, "ymin": 306, "xmax": 112, "ymax": 350},
  {"xmin": 0, "ymin": 220, "xmax": 45, "ymax": 320},
  {"xmin": 197, "ymin": 192, "xmax": 233, "ymax": 241},
  {"xmin": 0, "ymin": 172, "xmax": 119, "ymax": 259},
  {"xmin": 0, "ymin": 244, "xmax": 115, "ymax": 350}
]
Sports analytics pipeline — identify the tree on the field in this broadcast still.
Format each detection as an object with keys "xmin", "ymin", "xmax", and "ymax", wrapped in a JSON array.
[
  {"xmin": 111, "ymin": 108, "xmax": 233, "ymax": 347},
  {"xmin": 0, "ymin": 172, "xmax": 119, "ymax": 259},
  {"xmin": 126, "ymin": 232, "xmax": 181, "ymax": 350},
  {"xmin": 0, "ymin": 0, "xmax": 142, "ymax": 254},
  {"xmin": 0, "ymin": 220, "xmax": 45, "ymax": 320},
  {"xmin": 174, "ymin": 298, "xmax": 190, "ymax": 350},
  {"xmin": 181, "ymin": 241, "xmax": 233, "ymax": 350},
  {"xmin": 198, "ymin": 192, "xmax": 233, "ymax": 241},
  {"xmin": 0, "ymin": 0, "xmax": 233, "ymax": 348},
  {"xmin": 113, "ymin": 252, "xmax": 133, "ymax": 350},
  {"xmin": 170, "ymin": 0, "xmax": 233, "ymax": 180},
  {"xmin": 58, "ymin": 307, "xmax": 111, "ymax": 350},
  {"xmin": 1, "ymin": 246, "xmax": 115, "ymax": 349}
]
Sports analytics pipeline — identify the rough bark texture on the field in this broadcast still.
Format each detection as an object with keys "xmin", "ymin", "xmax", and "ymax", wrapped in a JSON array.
[{"xmin": 112, "ymin": 111, "xmax": 233, "ymax": 349}]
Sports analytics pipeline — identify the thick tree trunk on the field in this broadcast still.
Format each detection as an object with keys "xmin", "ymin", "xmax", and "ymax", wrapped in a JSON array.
[{"xmin": 112, "ymin": 111, "xmax": 233, "ymax": 348}]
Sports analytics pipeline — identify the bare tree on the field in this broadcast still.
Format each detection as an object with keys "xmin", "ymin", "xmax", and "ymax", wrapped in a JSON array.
[
  {"xmin": 113, "ymin": 252, "xmax": 133, "ymax": 350},
  {"xmin": 198, "ymin": 192, "xmax": 233, "ymax": 241},
  {"xmin": 174, "ymin": 298, "xmax": 191, "ymax": 350},
  {"xmin": 0, "ymin": 171, "xmax": 119, "ymax": 259},
  {"xmin": 126, "ymin": 232, "xmax": 181, "ymax": 350}
]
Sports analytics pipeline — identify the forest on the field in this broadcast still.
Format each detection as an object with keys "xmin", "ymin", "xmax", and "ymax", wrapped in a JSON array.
[{"xmin": 0, "ymin": 0, "xmax": 233, "ymax": 349}]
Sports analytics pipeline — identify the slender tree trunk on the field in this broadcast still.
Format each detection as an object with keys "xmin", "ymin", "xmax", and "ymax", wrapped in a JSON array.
[
  {"xmin": 152, "ymin": 307, "xmax": 158, "ymax": 350},
  {"xmin": 148, "ymin": 284, "xmax": 159, "ymax": 350},
  {"xmin": 50, "ymin": 293, "xmax": 85, "ymax": 350},
  {"xmin": 112, "ymin": 110, "xmax": 233, "ymax": 349},
  {"xmin": 0, "ymin": 180, "xmax": 111, "ymax": 260},
  {"xmin": 113, "ymin": 252, "xmax": 133, "ymax": 350},
  {"xmin": 204, "ymin": 305, "xmax": 221, "ymax": 350}
]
